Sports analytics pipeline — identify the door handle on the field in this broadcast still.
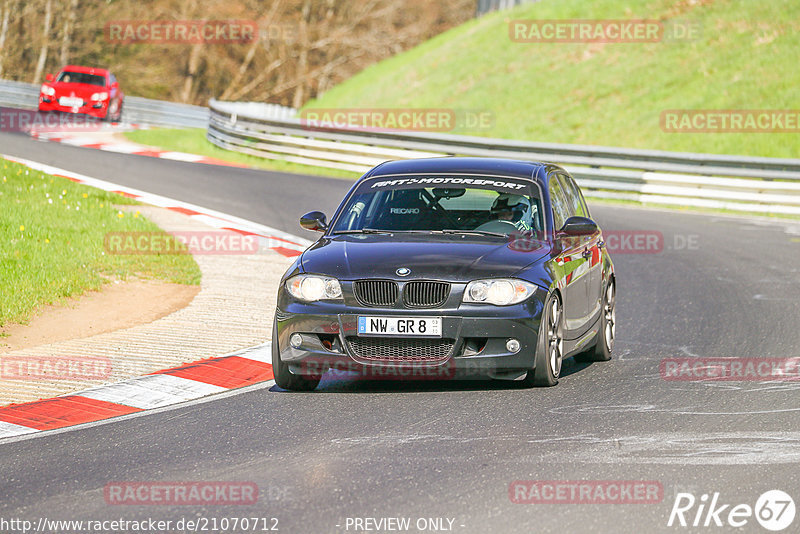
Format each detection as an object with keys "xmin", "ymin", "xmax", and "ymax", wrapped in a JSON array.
[{"xmin": 582, "ymin": 248, "xmax": 592, "ymax": 259}]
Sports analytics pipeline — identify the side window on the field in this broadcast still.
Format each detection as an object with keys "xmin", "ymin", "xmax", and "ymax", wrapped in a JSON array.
[
  {"xmin": 558, "ymin": 173, "xmax": 589, "ymax": 219},
  {"xmin": 548, "ymin": 174, "xmax": 570, "ymax": 231},
  {"xmin": 573, "ymin": 177, "xmax": 591, "ymax": 219}
]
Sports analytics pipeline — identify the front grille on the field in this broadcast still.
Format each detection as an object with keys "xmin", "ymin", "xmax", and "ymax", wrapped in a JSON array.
[
  {"xmin": 353, "ymin": 280, "xmax": 398, "ymax": 307},
  {"xmin": 403, "ymin": 281, "xmax": 450, "ymax": 308},
  {"xmin": 346, "ymin": 337, "xmax": 454, "ymax": 362}
]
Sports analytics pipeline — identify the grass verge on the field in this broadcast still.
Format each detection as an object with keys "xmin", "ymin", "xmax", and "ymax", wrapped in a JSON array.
[
  {"xmin": 304, "ymin": 0, "xmax": 800, "ymax": 159},
  {"xmin": 0, "ymin": 158, "xmax": 201, "ymax": 326},
  {"xmin": 585, "ymin": 196, "xmax": 800, "ymax": 222},
  {"xmin": 123, "ymin": 128, "xmax": 361, "ymax": 180}
]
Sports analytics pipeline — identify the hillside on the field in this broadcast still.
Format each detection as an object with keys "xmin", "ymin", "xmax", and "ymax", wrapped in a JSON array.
[{"xmin": 304, "ymin": 0, "xmax": 800, "ymax": 158}]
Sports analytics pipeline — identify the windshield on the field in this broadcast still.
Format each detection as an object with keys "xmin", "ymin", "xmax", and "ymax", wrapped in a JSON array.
[
  {"xmin": 56, "ymin": 71, "xmax": 107, "ymax": 86},
  {"xmin": 331, "ymin": 175, "xmax": 544, "ymax": 236}
]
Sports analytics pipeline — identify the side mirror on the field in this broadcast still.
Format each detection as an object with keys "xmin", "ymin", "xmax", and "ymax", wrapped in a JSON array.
[
  {"xmin": 45, "ymin": 73, "xmax": 54, "ymax": 82},
  {"xmin": 558, "ymin": 216, "xmax": 598, "ymax": 237},
  {"xmin": 300, "ymin": 211, "xmax": 327, "ymax": 232}
]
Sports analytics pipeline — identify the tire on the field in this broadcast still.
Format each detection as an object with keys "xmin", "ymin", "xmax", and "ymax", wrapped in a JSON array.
[
  {"xmin": 103, "ymin": 100, "xmax": 119, "ymax": 122},
  {"xmin": 113, "ymin": 101, "xmax": 123, "ymax": 122},
  {"xmin": 523, "ymin": 292, "xmax": 564, "ymax": 387},
  {"xmin": 271, "ymin": 317, "xmax": 321, "ymax": 391},
  {"xmin": 576, "ymin": 278, "xmax": 615, "ymax": 363}
]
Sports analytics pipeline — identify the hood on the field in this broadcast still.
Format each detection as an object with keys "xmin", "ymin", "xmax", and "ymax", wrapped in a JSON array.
[{"xmin": 300, "ymin": 234, "xmax": 550, "ymax": 282}]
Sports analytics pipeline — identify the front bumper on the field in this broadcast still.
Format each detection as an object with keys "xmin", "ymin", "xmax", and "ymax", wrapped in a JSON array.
[
  {"xmin": 38, "ymin": 97, "xmax": 108, "ymax": 119},
  {"xmin": 274, "ymin": 290, "xmax": 547, "ymax": 381}
]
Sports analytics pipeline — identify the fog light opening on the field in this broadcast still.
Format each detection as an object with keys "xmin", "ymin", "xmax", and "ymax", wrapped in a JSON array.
[
  {"xmin": 318, "ymin": 333, "xmax": 339, "ymax": 352},
  {"xmin": 290, "ymin": 333, "xmax": 304, "ymax": 349},
  {"xmin": 461, "ymin": 337, "xmax": 488, "ymax": 357},
  {"xmin": 506, "ymin": 338, "xmax": 521, "ymax": 353}
]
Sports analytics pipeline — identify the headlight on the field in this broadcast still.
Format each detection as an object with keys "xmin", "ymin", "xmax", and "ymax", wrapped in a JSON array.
[
  {"xmin": 463, "ymin": 279, "xmax": 537, "ymax": 306},
  {"xmin": 90, "ymin": 92, "xmax": 109, "ymax": 101},
  {"xmin": 41, "ymin": 85, "xmax": 55, "ymax": 96},
  {"xmin": 286, "ymin": 274, "xmax": 342, "ymax": 302}
]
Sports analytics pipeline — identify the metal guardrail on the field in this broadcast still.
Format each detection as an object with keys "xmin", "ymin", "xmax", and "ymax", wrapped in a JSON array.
[
  {"xmin": 476, "ymin": 0, "xmax": 539, "ymax": 17},
  {"xmin": 207, "ymin": 100, "xmax": 800, "ymax": 215},
  {"xmin": 0, "ymin": 79, "xmax": 208, "ymax": 128}
]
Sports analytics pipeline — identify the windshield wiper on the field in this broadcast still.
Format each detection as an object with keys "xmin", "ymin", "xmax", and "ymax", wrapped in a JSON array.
[
  {"xmin": 335, "ymin": 228, "xmax": 509, "ymax": 238},
  {"xmin": 439, "ymin": 229, "xmax": 509, "ymax": 238},
  {"xmin": 332, "ymin": 228, "xmax": 392, "ymax": 235}
]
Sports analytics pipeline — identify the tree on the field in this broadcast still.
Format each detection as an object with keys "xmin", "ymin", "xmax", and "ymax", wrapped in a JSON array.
[
  {"xmin": 59, "ymin": 0, "xmax": 79, "ymax": 66},
  {"xmin": 32, "ymin": 0, "xmax": 52, "ymax": 84}
]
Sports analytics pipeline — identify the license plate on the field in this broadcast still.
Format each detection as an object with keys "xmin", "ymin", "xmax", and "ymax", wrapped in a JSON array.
[
  {"xmin": 59, "ymin": 96, "xmax": 82, "ymax": 107},
  {"xmin": 358, "ymin": 316, "xmax": 442, "ymax": 337}
]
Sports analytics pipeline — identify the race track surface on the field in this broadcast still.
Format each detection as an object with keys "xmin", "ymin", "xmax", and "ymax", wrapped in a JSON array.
[{"xmin": 2, "ymin": 131, "xmax": 799, "ymax": 533}]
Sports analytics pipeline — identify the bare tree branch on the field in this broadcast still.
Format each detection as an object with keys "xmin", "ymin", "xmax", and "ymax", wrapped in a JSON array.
[{"xmin": 32, "ymin": 0, "xmax": 53, "ymax": 83}]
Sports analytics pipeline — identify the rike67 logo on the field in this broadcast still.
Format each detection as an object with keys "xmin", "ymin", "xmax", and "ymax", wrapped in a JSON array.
[{"xmin": 668, "ymin": 490, "xmax": 795, "ymax": 531}]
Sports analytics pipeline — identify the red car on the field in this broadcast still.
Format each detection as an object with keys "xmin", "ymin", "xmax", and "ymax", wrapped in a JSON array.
[{"xmin": 38, "ymin": 65, "xmax": 124, "ymax": 122}]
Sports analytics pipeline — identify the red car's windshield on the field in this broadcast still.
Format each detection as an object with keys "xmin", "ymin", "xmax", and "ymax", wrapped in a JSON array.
[{"xmin": 56, "ymin": 71, "xmax": 106, "ymax": 86}]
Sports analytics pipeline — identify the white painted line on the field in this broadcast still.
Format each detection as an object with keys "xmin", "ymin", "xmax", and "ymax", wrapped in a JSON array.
[
  {"xmin": 159, "ymin": 151, "xmax": 206, "ymax": 162},
  {"xmin": 58, "ymin": 136, "xmax": 104, "ymax": 147},
  {"xmin": 76, "ymin": 374, "xmax": 226, "ymax": 410},
  {"xmin": 0, "ymin": 379, "xmax": 276, "ymax": 445},
  {"xmin": 99, "ymin": 143, "xmax": 151, "ymax": 154},
  {"xmin": 0, "ymin": 421, "xmax": 39, "ymax": 438},
  {"xmin": 190, "ymin": 214, "xmax": 251, "ymax": 230},
  {"xmin": 235, "ymin": 343, "xmax": 272, "ymax": 364}
]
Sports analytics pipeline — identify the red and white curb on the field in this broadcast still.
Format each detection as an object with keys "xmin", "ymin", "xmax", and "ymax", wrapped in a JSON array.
[
  {"xmin": 0, "ymin": 344, "xmax": 274, "ymax": 439},
  {"xmin": 2, "ymin": 154, "xmax": 311, "ymax": 258},
  {"xmin": 30, "ymin": 128, "xmax": 248, "ymax": 168},
  {"xmin": 0, "ymin": 155, "xmax": 311, "ymax": 440}
]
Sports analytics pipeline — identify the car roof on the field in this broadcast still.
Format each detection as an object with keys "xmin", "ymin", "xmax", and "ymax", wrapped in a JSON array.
[
  {"xmin": 363, "ymin": 157, "xmax": 557, "ymax": 184},
  {"xmin": 60, "ymin": 65, "xmax": 110, "ymax": 76}
]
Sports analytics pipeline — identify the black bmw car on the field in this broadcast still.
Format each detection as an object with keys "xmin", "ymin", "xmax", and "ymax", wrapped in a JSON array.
[{"xmin": 272, "ymin": 157, "xmax": 615, "ymax": 390}]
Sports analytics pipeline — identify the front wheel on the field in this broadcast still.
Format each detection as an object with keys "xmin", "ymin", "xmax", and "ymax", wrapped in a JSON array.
[
  {"xmin": 271, "ymin": 318, "xmax": 321, "ymax": 391},
  {"xmin": 576, "ymin": 278, "xmax": 615, "ymax": 362},
  {"xmin": 523, "ymin": 292, "xmax": 564, "ymax": 387},
  {"xmin": 113, "ymin": 100, "xmax": 123, "ymax": 122}
]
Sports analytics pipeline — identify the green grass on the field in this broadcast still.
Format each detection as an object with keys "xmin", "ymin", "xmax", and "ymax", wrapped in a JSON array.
[
  {"xmin": 304, "ymin": 0, "xmax": 800, "ymax": 158},
  {"xmin": 585, "ymin": 196, "xmax": 800, "ymax": 221},
  {"xmin": 0, "ymin": 159, "xmax": 201, "ymax": 326},
  {"xmin": 124, "ymin": 128, "xmax": 361, "ymax": 180}
]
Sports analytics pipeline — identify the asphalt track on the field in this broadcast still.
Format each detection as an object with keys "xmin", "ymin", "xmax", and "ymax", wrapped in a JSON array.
[{"xmin": 1, "ymin": 131, "xmax": 800, "ymax": 533}]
